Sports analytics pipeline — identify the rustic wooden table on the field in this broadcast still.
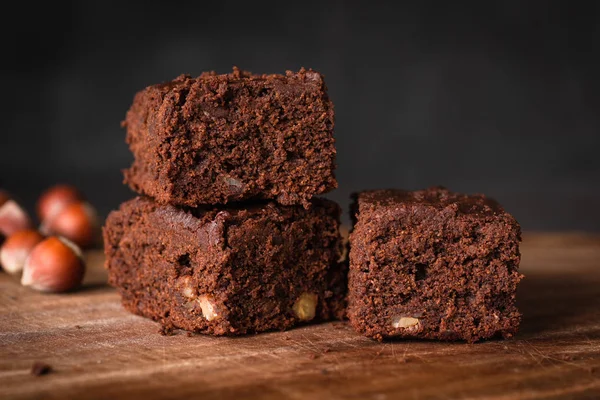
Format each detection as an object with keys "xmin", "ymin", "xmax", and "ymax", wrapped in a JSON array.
[{"xmin": 1, "ymin": 233, "xmax": 600, "ymax": 399}]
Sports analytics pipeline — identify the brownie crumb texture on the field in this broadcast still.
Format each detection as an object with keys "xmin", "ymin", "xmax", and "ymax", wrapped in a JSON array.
[{"xmin": 347, "ymin": 186, "xmax": 523, "ymax": 343}]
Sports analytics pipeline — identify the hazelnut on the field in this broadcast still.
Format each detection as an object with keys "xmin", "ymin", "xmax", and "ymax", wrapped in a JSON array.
[
  {"xmin": 197, "ymin": 295, "xmax": 219, "ymax": 321},
  {"xmin": 224, "ymin": 176, "xmax": 244, "ymax": 194},
  {"xmin": 178, "ymin": 275, "xmax": 196, "ymax": 300},
  {"xmin": 178, "ymin": 277, "xmax": 219, "ymax": 320},
  {"xmin": 21, "ymin": 236, "xmax": 85, "ymax": 292},
  {"xmin": 40, "ymin": 202, "xmax": 98, "ymax": 248},
  {"xmin": 0, "ymin": 194, "xmax": 32, "ymax": 237},
  {"xmin": 0, "ymin": 230, "xmax": 44, "ymax": 275},
  {"xmin": 293, "ymin": 293, "xmax": 318, "ymax": 321},
  {"xmin": 391, "ymin": 316, "xmax": 421, "ymax": 331},
  {"xmin": 37, "ymin": 184, "xmax": 83, "ymax": 222}
]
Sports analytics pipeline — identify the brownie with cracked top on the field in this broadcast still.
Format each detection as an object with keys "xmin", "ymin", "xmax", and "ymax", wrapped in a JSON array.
[
  {"xmin": 103, "ymin": 196, "xmax": 346, "ymax": 335},
  {"xmin": 123, "ymin": 67, "xmax": 336, "ymax": 208},
  {"xmin": 348, "ymin": 187, "xmax": 523, "ymax": 342}
]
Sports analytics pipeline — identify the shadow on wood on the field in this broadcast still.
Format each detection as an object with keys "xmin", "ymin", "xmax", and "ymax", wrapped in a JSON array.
[{"xmin": 517, "ymin": 271, "xmax": 600, "ymax": 338}]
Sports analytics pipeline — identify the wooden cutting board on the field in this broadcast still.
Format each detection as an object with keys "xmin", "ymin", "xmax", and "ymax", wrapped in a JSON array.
[{"xmin": 1, "ymin": 233, "xmax": 600, "ymax": 399}]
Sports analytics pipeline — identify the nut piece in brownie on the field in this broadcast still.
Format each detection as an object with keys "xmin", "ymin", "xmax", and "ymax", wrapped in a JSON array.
[
  {"xmin": 348, "ymin": 187, "xmax": 522, "ymax": 342},
  {"xmin": 103, "ymin": 197, "xmax": 346, "ymax": 335},
  {"xmin": 123, "ymin": 67, "xmax": 336, "ymax": 208}
]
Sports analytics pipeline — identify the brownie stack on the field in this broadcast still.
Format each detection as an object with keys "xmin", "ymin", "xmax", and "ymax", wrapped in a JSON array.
[{"xmin": 103, "ymin": 68, "xmax": 346, "ymax": 335}]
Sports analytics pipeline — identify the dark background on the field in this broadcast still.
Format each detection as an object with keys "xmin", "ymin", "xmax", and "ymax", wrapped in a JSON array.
[{"xmin": 2, "ymin": 1, "xmax": 599, "ymax": 230}]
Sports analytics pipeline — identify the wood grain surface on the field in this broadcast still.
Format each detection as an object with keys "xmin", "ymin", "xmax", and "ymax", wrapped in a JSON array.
[{"xmin": 1, "ymin": 233, "xmax": 600, "ymax": 399}]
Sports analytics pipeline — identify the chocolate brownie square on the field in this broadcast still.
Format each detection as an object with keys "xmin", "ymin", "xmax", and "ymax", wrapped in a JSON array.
[
  {"xmin": 123, "ymin": 67, "xmax": 336, "ymax": 208},
  {"xmin": 103, "ymin": 197, "xmax": 345, "ymax": 335},
  {"xmin": 348, "ymin": 187, "xmax": 522, "ymax": 342}
]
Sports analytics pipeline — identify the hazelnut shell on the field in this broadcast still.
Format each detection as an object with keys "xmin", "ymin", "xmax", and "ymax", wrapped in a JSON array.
[{"xmin": 21, "ymin": 236, "xmax": 85, "ymax": 292}]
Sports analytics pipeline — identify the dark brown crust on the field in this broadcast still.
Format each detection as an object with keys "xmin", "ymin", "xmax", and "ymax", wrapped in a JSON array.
[
  {"xmin": 103, "ymin": 197, "xmax": 346, "ymax": 335},
  {"xmin": 347, "ymin": 186, "xmax": 523, "ymax": 343},
  {"xmin": 123, "ymin": 67, "xmax": 336, "ymax": 208}
]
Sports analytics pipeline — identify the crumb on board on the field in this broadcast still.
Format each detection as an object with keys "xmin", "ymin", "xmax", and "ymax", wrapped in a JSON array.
[
  {"xmin": 31, "ymin": 362, "xmax": 52, "ymax": 376},
  {"xmin": 159, "ymin": 325, "xmax": 175, "ymax": 336}
]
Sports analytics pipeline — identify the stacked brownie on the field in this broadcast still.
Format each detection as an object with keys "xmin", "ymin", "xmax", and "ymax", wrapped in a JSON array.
[{"xmin": 103, "ymin": 68, "xmax": 345, "ymax": 335}]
